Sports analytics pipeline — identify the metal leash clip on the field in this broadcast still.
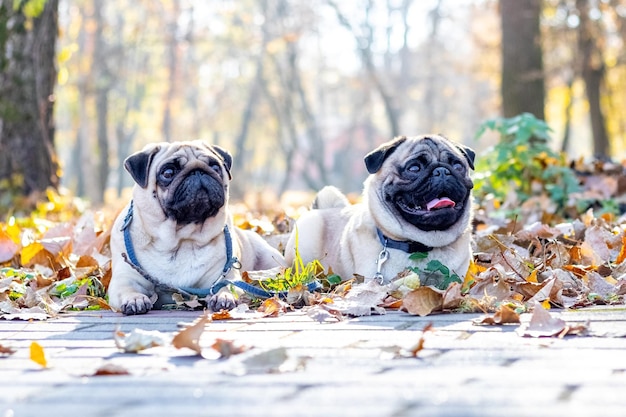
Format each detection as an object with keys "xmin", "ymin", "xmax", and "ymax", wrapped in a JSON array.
[{"xmin": 373, "ymin": 248, "xmax": 389, "ymax": 284}]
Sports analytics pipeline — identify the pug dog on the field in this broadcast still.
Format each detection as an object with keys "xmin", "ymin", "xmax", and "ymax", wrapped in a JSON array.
[
  {"xmin": 108, "ymin": 140, "xmax": 284, "ymax": 315},
  {"xmin": 284, "ymin": 134, "xmax": 475, "ymax": 285}
]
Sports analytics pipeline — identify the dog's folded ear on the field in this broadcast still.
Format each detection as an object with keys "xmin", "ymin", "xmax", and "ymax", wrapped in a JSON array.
[
  {"xmin": 364, "ymin": 136, "xmax": 407, "ymax": 174},
  {"xmin": 211, "ymin": 145, "xmax": 233, "ymax": 179},
  {"xmin": 455, "ymin": 144, "xmax": 475, "ymax": 170},
  {"xmin": 124, "ymin": 145, "xmax": 161, "ymax": 188}
]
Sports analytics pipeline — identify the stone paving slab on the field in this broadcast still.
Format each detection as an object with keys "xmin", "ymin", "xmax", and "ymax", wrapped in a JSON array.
[{"xmin": 1, "ymin": 306, "xmax": 626, "ymax": 416}]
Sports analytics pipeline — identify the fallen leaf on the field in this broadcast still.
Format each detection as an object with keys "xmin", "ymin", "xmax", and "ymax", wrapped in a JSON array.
[
  {"xmin": 0, "ymin": 229, "xmax": 19, "ymax": 263},
  {"xmin": 475, "ymin": 304, "xmax": 521, "ymax": 325},
  {"xmin": 258, "ymin": 297, "xmax": 288, "ymax": 317},
  {"xmin": 442, "ymin": 282, "xmax": 463, "ymax": 310},
  {"xmin": 210, "ymin": 338, "xmax": 248, "ymax": 359},
  {"xmin": 517, "ymin": 302, "xmax": 566, "ymax": 337},
  {"xmin": 172, "ymin": 313, "xmax": 211, "ymax": 355},
  {"xmin": 89, "ymin": 363, "xmax": 131, "ymax": 376},
  {"xmin": 306, "ymin": 305, "xmax": 342, "ymax": 323},
  {"xmin": 403, "ymin": 286, "xmax": 443, "ymax": 316},
  {"xmin": 227, "ymin": 347, "xmax": 307, "ymax": 375},
  {"xmin": 114, "ymin": 328, "xmax": 171, "ymax": 353},
  {"xmin": 407, "ymin": 323, "xmax": 433, "ymax": 357},
  {"xmin": 0, "ymin": 344, "xmax": 16, "ymax": 356},
  {"xmin": 211, "ymin": 309, "xmax": 233, "ymax": 320},
  {"xmin": 330, "ymin": 280, "xmax": 388, "ymax": 316},
  {"xmin": 30, "ymin": 341, "xmax": 47, "ymax": 367}
]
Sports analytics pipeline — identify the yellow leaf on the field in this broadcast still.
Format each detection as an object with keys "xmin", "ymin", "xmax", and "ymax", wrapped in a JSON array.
[
  {"xmin": 527, "ymin": 269, "xmax": 538, "ymax": 283},
  {"xmin": 30, "ymin": 341, "xmax": 47, "ymax": 367},
  {"xmin": 616, "ymin": 235, "xmax": 626, "ymax": 264},
  {"xmin": 541, "ymin": 299, "xmax": 551, "ymax": 310},
  {"xmin": 21, "ymin": 242, "xmax": 44, "ymax": 265}
]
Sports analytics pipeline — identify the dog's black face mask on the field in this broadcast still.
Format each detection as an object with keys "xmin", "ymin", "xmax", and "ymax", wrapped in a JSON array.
[
  {"xmin": 125, "ymin": 143, "xmax": 233, "ymax": 224},
  {"xmin": 365, "ymin": 136, "xmax": 475, "ymax": 232},
  {"xmin": 157, "ymin": 161, "xmax": 226, "ymax": 224}
]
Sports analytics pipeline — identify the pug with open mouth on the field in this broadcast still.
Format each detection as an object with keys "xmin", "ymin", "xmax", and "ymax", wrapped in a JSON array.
[
  {"xmin": 285, "ymin": 134, "xmax": 475, "ymax": 285},
  {"xmin": 108, "ymin": 140, "xmax": 284, "ymax": 315}
]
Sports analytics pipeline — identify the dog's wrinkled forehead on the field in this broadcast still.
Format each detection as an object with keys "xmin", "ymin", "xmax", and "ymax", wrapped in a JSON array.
[
  {"xmin": 156, "ymin": 141, "xmax": 226, "ymax": 169},
  {"xmin": 400, "ymin": 136, "xmax": 459, "ymax": 162},
  {"xmin": 364, "ymin": 134, "xmax": 475, "ymax": 174},
  {"xmin": 125, "ymin": 140, "xmax": 233, "ymax": 189}
]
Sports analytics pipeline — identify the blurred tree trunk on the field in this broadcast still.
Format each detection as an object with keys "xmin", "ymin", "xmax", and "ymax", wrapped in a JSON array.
[
  {"xmin": 576, "ymin": 0, "xmax": 610, "ymax": 158},
  {"xmin": 500, "ymin": 0, "xmax": 545, "ymax": 120},
  {"xmin": 0, "ymin": 0, "xmax": 60, "ymax": 198},
  {"xmin": 162, "ymin": 0, "xmax": 180, "ymax": 142},
  {"xmin": 93, "ymin": 0, "xmax": 109, "ymax": 203},
  {"xmin": 328, "ymin": 0, "xmax": 400, "ymax": 138},
  {"xmin": 424, "ymin": 0, "xmax": 443, "ymax": 132}
]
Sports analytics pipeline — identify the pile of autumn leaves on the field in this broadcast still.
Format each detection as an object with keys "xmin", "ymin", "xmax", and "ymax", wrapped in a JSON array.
[{"xmin": 1, "ymin": 186, "xmax": 626, "ymax": 323}]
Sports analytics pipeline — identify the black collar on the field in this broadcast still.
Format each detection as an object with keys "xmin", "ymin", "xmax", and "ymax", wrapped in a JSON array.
[{"xmin": 376, "ymin": 227, "xmax": 433, "ymax": 254}]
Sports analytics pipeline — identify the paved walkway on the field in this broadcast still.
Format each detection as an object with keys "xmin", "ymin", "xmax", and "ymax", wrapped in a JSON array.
[{"xmin": 2, "ymin": 306, "xmax": 626, "ymax": 416}]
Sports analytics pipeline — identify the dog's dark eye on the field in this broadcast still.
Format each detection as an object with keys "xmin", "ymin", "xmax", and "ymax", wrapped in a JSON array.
[
  {"xmin": 161, "ymin": 168, "xmax": 175, "ymax": 179},
  {"xmin": 452, "ymin": 162, "xmax": 465, "ymax": 172},
  {"xmin": 407, "ymin": 163, "xmax": 420, "ymax": 173},
  {"xmin": 158, "ymin": 165, "xmax": 178, "ymax": 185},
  {"xmin": 210, "ymin": 163, "xmax": 221, "ymax": 174}
]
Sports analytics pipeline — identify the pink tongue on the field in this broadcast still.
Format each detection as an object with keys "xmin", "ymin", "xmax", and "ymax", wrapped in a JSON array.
[{"xmin": 426, "ymin": 197, "xmax": 455, "ymax": 211}]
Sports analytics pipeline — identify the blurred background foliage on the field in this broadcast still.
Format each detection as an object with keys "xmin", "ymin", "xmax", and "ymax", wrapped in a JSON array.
[{"xmin": 1, "ymin": 0, "xmax": 626, "ymax": 212}]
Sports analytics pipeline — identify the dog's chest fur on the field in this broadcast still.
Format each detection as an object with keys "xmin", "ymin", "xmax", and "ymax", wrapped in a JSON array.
[{"xmin": 129, "ymin": 217, "xmax": 233, "ymax": 289}]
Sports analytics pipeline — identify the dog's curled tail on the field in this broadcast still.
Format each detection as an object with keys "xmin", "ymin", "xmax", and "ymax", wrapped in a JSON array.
[{"xmin": 312, "ymin": 186, "xmax": 350, "ymax": 210}]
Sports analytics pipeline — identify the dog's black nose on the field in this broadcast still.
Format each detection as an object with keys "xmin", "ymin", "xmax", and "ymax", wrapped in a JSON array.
[{"xmin": 433, "ymin": 167, "xmax": 451, "ymax": 177}]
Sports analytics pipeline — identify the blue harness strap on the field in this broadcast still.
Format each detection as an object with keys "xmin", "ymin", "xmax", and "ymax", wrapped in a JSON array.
[{"xmin": 121, "ymin": 201, "xmax": 320, "ymax": 300}]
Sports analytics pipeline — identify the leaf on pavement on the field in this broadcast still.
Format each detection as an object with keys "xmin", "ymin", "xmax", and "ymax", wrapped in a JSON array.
[
  {"xmin": 30, "ymin": 341, "xmax": 47, "ymax": 367},
  {"xmin": 172, "ymin": 313, "xmax": 211, "ymax": 355},
  {"xmin": 407, "ymin": 323, "xmax": 433, "ymax": 357},
  {"xmin": 330, "ymin": 280, "xmax": 388, "ymax": 316},
  {"xmin": 210, "ymin": 338, "xmax": 248, "ymax": 359},
  {"xmin": 114, "ymin": 328, "xmax": 171, "ymax": 353},
  {"xmin": 306, "ymin": 305, "xmax": 342, "ymax": 323},
  {"xmin": 258, "ymin": 297, "xmax": 288, "ymax": 317},
  {"xmin": 226, "ymin": 347, "xmax": 306, "ymax": 375},
  {"xmin": 0, "ymin": 344, "xmax": 16, "ymax": 356},
  {"xmin": 403, "ymin": 286, "xmax": 443, "ymax": 317},
  {"xmin": 517, "ymin": 302, "xmax": 587, "ymax": 338},
  {"xmin": 474, "ymin": 304, "xmax": 521, "ymax": 325},
  {"xmin": 89, "ymin": 363, "xmax": 131, "ymax": 376}
]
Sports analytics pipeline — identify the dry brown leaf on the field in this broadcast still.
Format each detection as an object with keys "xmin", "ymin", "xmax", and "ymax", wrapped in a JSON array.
[
  {"xmin": 517, "ymin": 302, "xmax": 566, "ymax": 337},
  {"xmin": 257, "ymin": 297, "xmax": 287, "ymax": 317},
  {"xmin": 211, "ymin": 309, "xmax": 233, "ymax": 320},
  {"xmin": 407, "ymin": 323, "xmax": 433, "ymax": 357},
  {"xmin": 210, "ymin": 338, "xmax": 248, "ymax": 359},
  {"xmin": 172, "ymin": 313, "xmax": 211, "ymax": 355},
  {"xmin": 89, "ymin": 363, "xmax": 131, "ymax": 376},
  {"xmin": 403, "ymin": 286, "xmax": 443, "ymax": 317},
  {"xmin": 442, "ymin": 282, "xmax": 463, "ymax": 310},
  {"xmin": 475, "ymin": 304, "xmax": 521, "ymax": 325},
  {"xmin": 0, "ymin": 344, "xmax": 16, "ymax": 356}
]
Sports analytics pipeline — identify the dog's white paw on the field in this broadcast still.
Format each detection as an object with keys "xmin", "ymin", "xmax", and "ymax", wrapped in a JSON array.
[
  {"xmin": 119, "ymin": 293, "xmax": 153, "ymax": 315},
  {"xmin": 208, "ymin": 290, "xmax": 237, "ymax": 312}
]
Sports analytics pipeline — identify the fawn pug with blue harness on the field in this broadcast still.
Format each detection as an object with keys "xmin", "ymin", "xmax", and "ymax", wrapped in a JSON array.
[
  {"xmin": 108, "ymin": 140, "xmax": 283, "ymax": 315},
  {"xmin": 285, "ymin": 134, "xmax": 475, "ymax": 285}
]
